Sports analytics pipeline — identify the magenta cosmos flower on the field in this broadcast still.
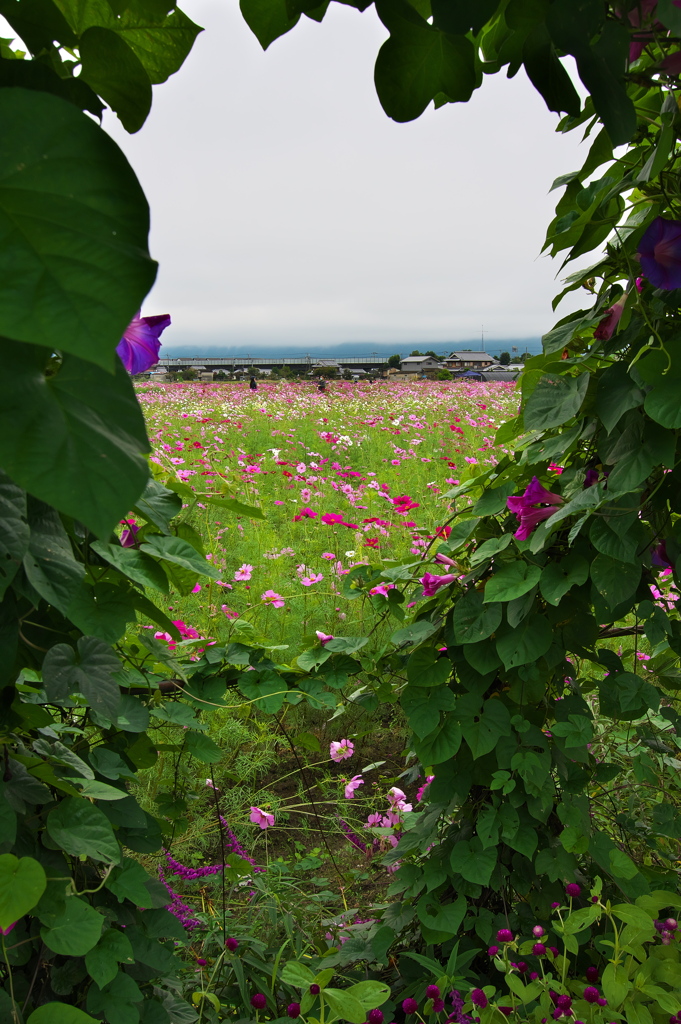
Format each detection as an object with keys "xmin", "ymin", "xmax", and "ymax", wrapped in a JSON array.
[
  {"xmin": 638, "ymin": 217, "xmax": 681, "ymax": 290},
  {"xmin": 116, "ymin": 310, "xmax": 171, "ymax": 373},
  {"xmin": 330, "ymin": 739, "xmax": 354, "ymax": 762},
  {"xmin": 250, "ymin": 806, "xmax": 274, "ymax": 829},
  {"xmin": 261, "ymin": 589, "xmax": 285, "ymax": 608},
  {"xmin": 507, "ymin": 477, "xmax": 564, "ymax": 541}
]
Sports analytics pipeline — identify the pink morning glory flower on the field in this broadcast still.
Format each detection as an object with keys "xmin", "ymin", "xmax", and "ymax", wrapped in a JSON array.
[
  {"xmin": 330, "ymin": 739, "xmax": 354, "ymax": 762},
  {"xmin": 507, "ymin": 476, "xmax": 564, "ymax": 541},
  {"xmin": 638, "ymin": 217, "xmax": 681, "ymax": 290},
  {"xmin": 116, "ymin": 310, "xmax": 171, "ymax": 374},
  {"xmin": 421, "ymin": 571, "xmax": 457, "ymax": 597},
  {"xmin": 344, "ymin": 775, "xmax": 364, "ymax": 799},
  {"xmin": 250, "ymin": 806, "xmax": 275, "ymax": 829},
  {"xmin": 316, "ymin": 630, "xmax": 334, "ymax": 645},
  {"xmin": 119, "ymin": 519, "xmax": 139, "ymax": 547},
  {"xmin": 261, "ymin": 589, "xmax": 285, "ymax": 608},
  {"xmin": 594, "ymin": 295, "xmax": 627, "ymax": 340}
]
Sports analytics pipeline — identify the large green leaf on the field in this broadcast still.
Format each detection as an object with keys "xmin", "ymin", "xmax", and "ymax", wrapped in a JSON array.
[
  {"xmin": 540, "ymin": 552, "xmax": 589, "ymax": 605},
  {"xmin": 91, "ymin": 540, "xmax": 169, "ymax": 592},
  {"xmin": 406, "ymin": 646, "xmax": 453, "ymax": 687},
  {"xmin": 0, "ymin": 342, "xmax": 149, "ymax": 538},
  {"xmin": 496, "ymin": 614, "xmax": 552, "ymax": 669},
  {"xmin": 22, "ymin": 498, "xmax": 84, "ymax": 614},
  {"xmin": 66, "ymin": 581, "xmax": 137, "ymax": 643},
  {"xmin": 27, "ymin": 1005, "xmax": 99, "ymax": 1024},
  {"xmin": 523, "ymin": 372, "xmax": 589, "ymax": 430},
  {"xmin": 0, "ymin": 88, "xmax": 156, "ymax": 367},
  {"xmin": 139, "ymin": 534, "xmax": 221, "ymax": 578},
  {"xmin": 484, "ymin": 562, "xmax": 541, "ymax": 603},
  {"xmin": 87, "ymin": 971, "xmax": 144, "ymax": 1024},
  {"xmin": 323, "ymin": 987, "xmax": 367, "ymax": 1024},
  {"xmin": 0, "ymin": 469, "xmax": 29, "ymax": 600},
  {"xmin": 414, "ymin": 716, "xmax": 462, "ymax": 765},
  {"xmin": 42, "ymin": 636, "xmax": 121, "ymax": 717},
  {"xmin": 450, "ymin": 838, "xmax": 497, "ymax": 886},
  {"xmin": 575, "ymin": 22, "xmax": 635, "ymax": 147},
  {"xmin": 0, "ymin": 853, "xmax": 46, "ymax": 930},
  {"xmin": 452, "ymin": 588, "xmax": 502, "ymax": 644},
  {"xmin": 46, "ymin": 797, "xmax": 121, "ymax": 864},
  {"xmin": 590, "ymin": 553, "xmax": 641, "ymax": 609},
  {"xmin": 374, "ymin": 0, "xmax": 477, "ymax": 122},
  {"xmin": 80, "ymin": 27, "xmax": 152, "ymax": 132},
  {"xmin": 133, "ymin": 478, "xmax": 182, "ymax": 532},
  {"xmin": 240, "ymin": 0, "xmax": 300, "ymax": 48},
  {"xmin": 40, "ymin": 896, "xmax": 104, "ymax": 956},
  {"xmin": 457, "ymin": 694, "xmax": 511, "ymax": 759}
]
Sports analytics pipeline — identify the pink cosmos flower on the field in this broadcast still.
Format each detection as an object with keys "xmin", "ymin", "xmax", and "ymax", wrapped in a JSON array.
[
  {"xmin": 638, "ymin": 217, "xmax": 681, "ymax": 290},
  {"xmin": 344, "ymin": 775, "xmax": 364, "ymax": 798},
  {"xmin": 594, "ymin": 295, "xmax": 627, "ymax": 340},
  {"xmin": 250, "ymin": 806, "xmax": 275, "ymax": 829},
  {"xmin": 261, "ymin": 589, "xmax": 285, "ymax": 608},
  {"xmin": 234, "ymin": 564, "xmax": 253, "ymax": 581},
  {"xmin": 316, "ymin": 630, "xmax": 334, "ymax": 645},
  {"xmin": 191, "ymin": 583, "xmax": 202, "ymax": 593},
  {"xmin": 388, "ymin": 786, "xmax": 412, "ymax": 812},
  {"xmin": 117, "ymin": 310, "xmax": 171, "ymax": 374},
  {"xmin": 221, "ymin": 604, "xmax": 240, "ymax": 620},
  {"xmin": 321, "ymin": 552, "xmax": 336, "ymax": 560},
  {"xmin": 369, "ymin": 583, "xmax": 395, "ymax": 596},
  {"xmin": 421, "ymin": 572, "xmax": 457, "ymax": 597},
  {"xmin": 506, "ymin": 476, "xmax": 564, "ymax": 541},
  {"xmin": 321, "ymin": 513, "xmax": 358, "ymax": 529},
  {"xmin": 330, "ymin": 739, "xmax": 354, "ymax": 762},
  {"xmin": 293, "ymin": 507, "xmax": 318, "ymax": 521},
  {"xmin": 301, "ymin": 573, "xmax": 324, "ymax": 586}
]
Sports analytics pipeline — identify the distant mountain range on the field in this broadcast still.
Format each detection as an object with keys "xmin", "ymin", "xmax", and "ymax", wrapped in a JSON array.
[{"xmin": 159, "ymin": 339, "xmax": 541, "ymax": 359}]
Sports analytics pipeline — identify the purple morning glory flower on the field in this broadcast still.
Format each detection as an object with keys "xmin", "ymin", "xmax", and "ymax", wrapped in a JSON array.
[
  {"xmin": 507, "ymin": 477, "xmax": 564, "ymax": 541},
  {"xmin": 638, "ymin": 217, "xmax": 681, "ymax": 290},
  {"xmin": 116, "ymin": 310, "xmax": 171, "ymax": 374}
]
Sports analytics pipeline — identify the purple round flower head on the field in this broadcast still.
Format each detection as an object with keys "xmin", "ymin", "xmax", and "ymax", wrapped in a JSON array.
[
  {"xmin": 530, "ymin": 972, "xmax": 539, "ymax": 981},
  {"xmin": 556, "ymin": 995, "xmax": 572, "ymax": 1009},
  {"xmin": 533, "ymin": 925, "xmax": 545, "ymax": 938},
  {"xmin": 565, "ymin": 883, "xmax": 581, "ymax": 897},
  {"xmin": 471, "ymin": 990, "xmax": 488, "ymax": 1009},
  {"xmin": 666, "ymin": 918, "xmax": 679, "ymax": 930},
  {"xmin": 368, "ymin": 1011, "xmax": 384, "ymax": 1024},
  {"xmin": 655, "ymin": 919, "xmax": 666, "ymax": 933},
  {"xmin": 662, "ymin": 930, "xmax": 674, "ymax": 945},
  {"xmin": 551, "ymin": 902, "xmax": 560, "ymax": 909},
  {"xmin": 226, "ymin": 937, "xmax": 239, "ymax": 951},
  {"xmin": 433, "ymin": 999, "xmax": 445, "ymax": 1013},
  {"xmin": 638, "ymin": 217, "xmax": 681, "ymax": 291},
  {"xmin": 596, "ymin": 999, "xmax": 607, "ymax": 1007},
  {"xmin": 310, "ymin": 985, "xmax": 321, "ymax": 995},
  {"xmin": 426, "ymin": 986, "xmax": 441, "ymax": 1000},
  {"xmin": 548, "ymin": 947, "xmax": 560, "ymax": 957},
  {"xmin": 116, "ymin": 311, "xmax": 171, "ymax": 374},
  {"xmin": 551, "ymin": 1011, "xmax": 563, "ymax": 1021},
  {"xmin": 517, "ymin": 962, "xmax": 528, "ymax": 974},
  {"xmin": 533, "ymin": 943, "xmax": 546, "ymax": 955},
  {"xmin": 585, "ymin": 967, "xmax": 599, "ymax": 983},
  {"xmin": 583, "ymin": 988, "xmax": 599, "ymax": 1004},
  {"xmin": 251, "ymin": 994, "xmax": 267, "ymax": 1010},
  {"xmin": 497, "ymin": 928, "xmax": 514, "ymax": 943},
  {"xmin": 287, "ymin": 1004, "xmax": 301, "ymax": 1019},
  {"xmin": 402, "ymin": 999, "xmax": 419, "ymax": 1014},
  {"xmin": 488, "ymin": 945, "xmax": 499, "ymax": 956},
  {"xmin": 196, "ymin": 958, "xmax": 207, "ymax": 966}
]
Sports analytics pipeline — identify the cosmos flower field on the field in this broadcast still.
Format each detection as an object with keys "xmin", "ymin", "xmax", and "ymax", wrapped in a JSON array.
[{"xmin": 136, "ymin": 378, "xmax": 519, "ymax": 652}]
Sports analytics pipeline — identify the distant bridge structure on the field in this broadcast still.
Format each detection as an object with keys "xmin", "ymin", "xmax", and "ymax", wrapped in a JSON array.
[{"xmin": 155, "ymin": 355, "xmax": 390, "ymax": 372}]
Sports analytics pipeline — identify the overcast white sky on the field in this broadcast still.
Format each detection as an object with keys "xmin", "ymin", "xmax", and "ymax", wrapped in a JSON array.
[{"xmin": 110, "ymin": 3, "xmax": 587, "ymax": 347}]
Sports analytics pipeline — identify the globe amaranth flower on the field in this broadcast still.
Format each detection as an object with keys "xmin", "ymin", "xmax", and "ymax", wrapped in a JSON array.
[
  {"xmin": 565, "ymin": 882, "xmax": 581, "ymax": 897},
  {"xmin": 402, "ymin": 999, "xmax": 419, "ymax": 1014},
  {"xmin": 251, "ymin": 994, "xmax": 267, "ymax": 1009},
  {"xmin": 638, "ymin": 217, "xmax": 681, "ymax": 290},
  {"xmin": 249, "ymin": 806, "xmax": 275, "ymax": 829},
  {"xmin": 287, "ymin": 1003, "xmax": 301, "ymax": 1018},
  {"xmin": 426, "ymin": 986, "xmax": 441, "ymax": 1000},
  {"xmin": 497, "ymin": 928, "xmax": 514, "ymax": 943},
  {"xmin": 368, "ymin": 1010, "xmax": 384, "ymax": 1024},
  {"xmin": 117, "ymin": 311, "xmax": 171, "ymax": 374},
  {"xmin": 507, "ymin": 477, "xmax": 564, "ymax": 541},
  {"xmin": 309, "ymin": 984, "xmax": 321, "ymax": 995},
  {"xmin": 583, "ymin": 988, "xmax": 600, "ymax": 1004},
  {"xmin": 584, "ymin": 966, "xmax": 599, "ymax": 983},
  {"xmin": 470, "ymin": 990, "xmax": 487, "ymax": 1009},
  {"xmin": 532, "ymin": 943, "xmax": 546, "ymax": 955},
  {"xmin": 532, "ymin": 925, "xmax": 545, "ymax": 937},
  {"xmin": 330, "ymin": 739, "xmax": 354, "ymax": 762},
  {"xmin": 225, "ymin": 937, "xmax": 239, "ymax": 951}
]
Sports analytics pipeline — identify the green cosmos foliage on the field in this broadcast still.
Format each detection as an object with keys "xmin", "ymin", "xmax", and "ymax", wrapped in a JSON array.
[{"xmin": 237, "ymin": 0, "xmax": 681, "ymax": 970}]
